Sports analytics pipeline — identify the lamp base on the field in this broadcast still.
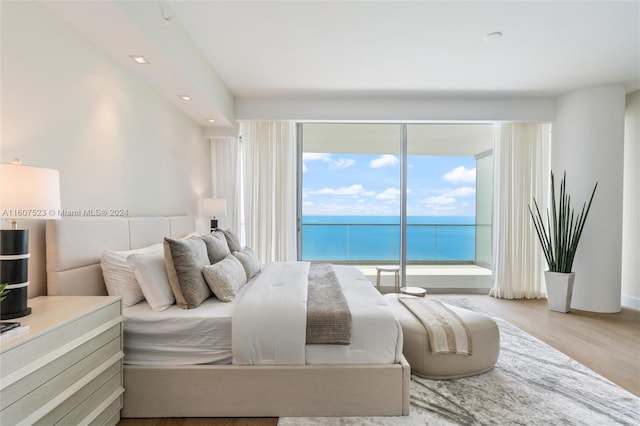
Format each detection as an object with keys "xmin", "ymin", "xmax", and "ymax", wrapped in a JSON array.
[
  {"xmin": 0, "ymin": 229, "xmax": 32, "ymax": 319},
  {"xmin": 1, "ymin": 307, "xmax": 31, "ymax": 320},
  {"xmin": 210, "ymin": 219, "xmax": 219, "ymax": 233}
]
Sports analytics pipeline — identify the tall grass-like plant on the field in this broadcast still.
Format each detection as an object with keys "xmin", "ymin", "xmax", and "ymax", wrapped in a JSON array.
[
  {"xmin": 528, "ymin": 171, "xmax": 597, "ymax": 273},
  {"xmin": 0, "ymin": 283, "xmax": 8, "ymax": 302}
]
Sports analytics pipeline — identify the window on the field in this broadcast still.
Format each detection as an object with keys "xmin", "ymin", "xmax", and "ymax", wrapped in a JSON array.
[{"xmin": 298, "ymin": 123, "xmax": 493, "ymax": 286}]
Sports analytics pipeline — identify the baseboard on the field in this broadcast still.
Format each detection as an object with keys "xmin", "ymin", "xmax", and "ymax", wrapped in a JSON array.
[
  {"xmin": 379, "ymin": 287, "xmax": 491, "ymax": 295},
  {"xmin": 422, "ymin": 288, "xmax": 491, "ymax": 295},
  {"xmin": 621, "ymin": 294, "xmax": 640, "ymax": 311}
]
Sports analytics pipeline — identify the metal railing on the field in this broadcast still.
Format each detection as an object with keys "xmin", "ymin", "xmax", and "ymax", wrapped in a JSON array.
[{"xmin": 301, "ymin": 223, "xmax": 477, "ymax": 263}]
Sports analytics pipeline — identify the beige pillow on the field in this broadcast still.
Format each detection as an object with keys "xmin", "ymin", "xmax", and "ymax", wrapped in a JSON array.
[
  {"xmin": 220, "ymin": 228, "xmax": 242, "ymax": 252},
  {"xmin": 164, "ymin": 236, "xmax": 212, "ymax": 309},
  {"xmin": 201, "ymin": 232, "xmax": 231, "ymax": 264},
  {"xmin": 202, "ymin": 255, "xmax": 247, "ymax": 302},
  {"xmin": 233, "ymin": 247, "xmax": 261, "ymax": 280}
]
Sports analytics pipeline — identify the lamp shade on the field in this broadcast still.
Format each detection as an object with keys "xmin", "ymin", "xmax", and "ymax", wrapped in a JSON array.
[
  {"xmin": 202, "ymin": 198, "xmax": 227, "ymax": 217},
  {"xmin": 0, "ymin": 162, "xmax": 61, "ymax": 220}
]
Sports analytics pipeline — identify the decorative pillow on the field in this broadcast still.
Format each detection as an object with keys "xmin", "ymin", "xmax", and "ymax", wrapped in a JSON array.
[
  {"xmin": 202, "ymin": 255, "xmax": 247, "ymax": 302},
  {"xmin": 233, "ymin": 247, "xmax": 261, "ymax": 280},
  {"xmin": 200, "ymin": 232, "xmax": 231, "ymax": 264},
  {"xmin": 127, "ymin": 251, "xmax": 175, "ymax": 311},
  {"xmin": 101, "ymin": 243, "xmax": 162, "ymax": 308},
  {"xmin": 219, "ymin": 228, "xmax": 242, "ymax": 252},
  {"xmin": 164, "ymin": 236, "xmax": 212, "ymax": 309}
]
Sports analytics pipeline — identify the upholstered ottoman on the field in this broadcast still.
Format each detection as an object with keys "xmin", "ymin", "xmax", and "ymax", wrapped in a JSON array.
[{"xmin": 384, "ymin": 294, "xmax": 500, "ymax": 379}]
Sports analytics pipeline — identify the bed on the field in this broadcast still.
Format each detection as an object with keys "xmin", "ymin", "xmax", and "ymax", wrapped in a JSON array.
[{"xmin": 45, "ymin": 216, "xmax": 410, "ymax": 418}]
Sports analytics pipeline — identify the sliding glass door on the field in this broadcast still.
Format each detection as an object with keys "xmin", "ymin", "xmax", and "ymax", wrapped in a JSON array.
[
  {"xmin": 298, "ymin": 123, "xmax": 493, "ymax": 287},
  {"xmin": 298, "ymin": 123, "xmax": 402, "ymax": 264}
]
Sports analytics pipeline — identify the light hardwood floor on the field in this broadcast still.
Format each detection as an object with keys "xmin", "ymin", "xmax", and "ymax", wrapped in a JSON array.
[{"xmin": 118, "ymin": 295, "xmax": 639, "ymax": 426}]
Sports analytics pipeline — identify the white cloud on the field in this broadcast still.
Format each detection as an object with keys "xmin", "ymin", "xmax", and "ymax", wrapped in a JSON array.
[
  {"xmin": 369, "ymin": 154, "xmax": 399, "ymax": 168},
  {"xmin": 376, "ymin": 188, "xmax": 401, "ymax": 200},
  {"xmin": 424, "ymin": 196, "xmax": 456, "ymax": 205},
  {"xmin": 444, "ymin": 166, "xmax": 476, "ymax": 183},
  {"xmin": 310, "ymin": 184, "xmax": 375, "ymax": 196},
  {"xmin": 331, "ymin": 158, "xmax": 356, "ymax": 169},
  {"xmin": 443, "ymin": 186, "xmax": 476, "ymax": 197}
]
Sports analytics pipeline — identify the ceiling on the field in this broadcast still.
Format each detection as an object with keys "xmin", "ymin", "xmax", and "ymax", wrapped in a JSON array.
[{"xmin": 41, "ymin": 1, "xmax": 639, "ymax": 128}]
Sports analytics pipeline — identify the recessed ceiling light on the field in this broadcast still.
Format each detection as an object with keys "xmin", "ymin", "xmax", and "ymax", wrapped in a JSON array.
[
  {"xmin": 178, "ymin": 95, "xmax": 192, "ymax": 101},
  {"xmin": 484, "ymin": 31, "xmax": 503, "ymax": 42},
  {"xmin": 207, "ymin": 119, "xmax": 216, "ymax": 124},
  {"xmin": 129, "ymin": 55, "xmax": 150, "ymax": 64}
]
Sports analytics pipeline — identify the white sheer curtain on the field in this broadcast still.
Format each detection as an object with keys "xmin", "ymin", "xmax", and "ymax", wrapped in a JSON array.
[
  {"xmin": 210, "ymin": 137, "xmax": 241, "ymax": 236},
  {"xmin": 490, "ymin": 123, "xmax": 551, "ymax": 299},
  {"xmin": 239, "ymin": 121, "xmax": 297, "ymax": 263}
]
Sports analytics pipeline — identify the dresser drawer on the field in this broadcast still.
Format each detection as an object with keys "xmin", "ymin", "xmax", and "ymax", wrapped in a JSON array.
[
  {"xmin": 1, "ymin": 302, "xmax": 121, "ymax": 373},
  {"xmin": 1, "ymin": 323, "xmax": 121, "ymax": 408},
  {"xmin": 36, "ymin": 363, "xmax": 123, "ymax": 426},
  {"xmin": 1, "ymin": 338, "xmax": 123, "ymax": 425}
]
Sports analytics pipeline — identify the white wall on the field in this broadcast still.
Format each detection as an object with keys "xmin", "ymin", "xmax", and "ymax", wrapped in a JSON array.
[
  {"xmin": 553, "ymin": 85, "xmax": 626, "ymax": 313},
  {"xmin": 236, "ymin": 97, "xmax": 555, "ymax": 122},
  {"xmin": 0, "ymin": 2, "xmax": 211, "ymax": 297},
  {"xmin": 622, "ymin": 90, "xmax": 640, "ymax": 309}
]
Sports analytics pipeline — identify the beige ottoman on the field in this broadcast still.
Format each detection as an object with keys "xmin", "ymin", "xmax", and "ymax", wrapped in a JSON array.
[{"xmin": 384, "ymin": 293, "xmax": 500, "ymax": 379}]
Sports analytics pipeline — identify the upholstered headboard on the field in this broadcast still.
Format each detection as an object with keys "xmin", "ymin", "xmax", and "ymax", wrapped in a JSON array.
[{"xmin": 46, "ymin": 216, "xmax": 196, "ymax": 296}]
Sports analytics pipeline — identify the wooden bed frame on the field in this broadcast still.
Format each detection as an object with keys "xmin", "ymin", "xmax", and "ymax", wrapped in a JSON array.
[{"xmin": 45, "ymin": 216, "xmax": 410, "ymax": 418}]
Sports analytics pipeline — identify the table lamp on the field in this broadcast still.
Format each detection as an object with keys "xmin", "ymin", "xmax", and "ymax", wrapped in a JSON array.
[
  {"xmin": 202, "ymin": 198, "xmax": 227, "ymax": 232},
  {"xmin": 0, "ymin": 160, "xmax": 61, "ymax": 319}
]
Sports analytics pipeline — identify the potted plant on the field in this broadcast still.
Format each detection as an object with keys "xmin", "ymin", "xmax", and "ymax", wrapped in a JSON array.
[
  {"xmin": 528, "ymin": 171, "xmax": 597, "ymax": 312},
  {"xmin": 0, "ymin": 283, "xmax": 8, "ymax": 302}
]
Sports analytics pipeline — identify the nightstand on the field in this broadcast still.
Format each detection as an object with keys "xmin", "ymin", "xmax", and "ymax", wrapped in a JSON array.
[{"xmin": 0, "ymin": 296, "xmax": 123, "ymax": 425}]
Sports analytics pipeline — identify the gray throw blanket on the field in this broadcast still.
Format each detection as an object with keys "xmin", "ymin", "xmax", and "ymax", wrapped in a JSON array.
[{"xmin": 306, "ymin": 264, "xmax": 352, "ymax": 345}]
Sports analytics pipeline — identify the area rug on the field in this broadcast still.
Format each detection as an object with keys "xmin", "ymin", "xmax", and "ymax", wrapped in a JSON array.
[{"xmin": 278, "ymin": 298, "xmax": 640, "ymax": 426}]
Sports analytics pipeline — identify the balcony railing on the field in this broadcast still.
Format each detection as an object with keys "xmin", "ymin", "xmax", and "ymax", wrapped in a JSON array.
[{"xmin": 301, "ymin": 223, "xmax": 476, "ymax": 263}]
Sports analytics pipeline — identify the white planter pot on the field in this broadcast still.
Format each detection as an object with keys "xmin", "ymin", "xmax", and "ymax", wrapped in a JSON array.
[{"xmin": 544, "ymin": 271, "xmax": 576, "ymax": 313}]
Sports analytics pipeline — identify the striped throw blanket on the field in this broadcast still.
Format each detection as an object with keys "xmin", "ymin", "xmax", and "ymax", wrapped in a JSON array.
[{"xmin": 399, "ymin": 297, "xmax": 473, "ymax": 355}]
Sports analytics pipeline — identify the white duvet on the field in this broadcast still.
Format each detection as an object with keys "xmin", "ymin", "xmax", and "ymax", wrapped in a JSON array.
[
  {"xmin": 232, "ymin": 261, "xmax": 310, "ymax": 365},
  {"xmin": 232, "ymin": 262, "xmax": 403, "ymax": 366}
]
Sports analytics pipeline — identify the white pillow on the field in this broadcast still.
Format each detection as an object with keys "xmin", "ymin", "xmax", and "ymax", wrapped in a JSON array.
[
  {"xmin": 127, "ymin": 251, "xmax": 175, "ymax": 311},
  {"xmin": 101, "ymin": 243, "xmax": 162, "ymax": 308},
  {"xmin": 202, "ymin": 255, "xmax": 247, "ymax": 302}
]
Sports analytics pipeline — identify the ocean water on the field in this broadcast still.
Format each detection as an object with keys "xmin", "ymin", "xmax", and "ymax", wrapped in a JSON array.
[{"xmin": 301, "ymin": 216, "xmax": 476, "ymax": 262}]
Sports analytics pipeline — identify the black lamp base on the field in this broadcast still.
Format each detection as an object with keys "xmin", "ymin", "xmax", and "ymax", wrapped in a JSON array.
[
  {"xmin": 210, "ymin": 218, "xmax": 219, "ymax": 232},
  {"xmin": 1, "ymin": 307, "xmax": 31, "ymax": 320},
  {"xmin": 0, "ymin": 229, "xmax": 31, "ymax": 320}
]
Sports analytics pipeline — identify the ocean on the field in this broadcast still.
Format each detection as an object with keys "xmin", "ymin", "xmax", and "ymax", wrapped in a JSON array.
[{"xmin": 301, "ymin": 216, "xmax": 476, "ymax": 262}]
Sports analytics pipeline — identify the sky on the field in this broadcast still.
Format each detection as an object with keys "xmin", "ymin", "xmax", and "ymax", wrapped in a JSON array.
[{"xmin": 302, "ymin": 153, "xmax": 476, "ymax": 217}]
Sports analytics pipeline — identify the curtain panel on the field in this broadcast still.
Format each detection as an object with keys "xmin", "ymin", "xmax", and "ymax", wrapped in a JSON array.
[
  {"xmin": 490, "ymin": 123, "xmax": 551, "ymax": 299},
  {"xmin": 210, "ymin": 137, "xmax": 242, "ymax": 237},
  {"xmin": 239, "ymin": 121, "xmax": 297, "ymax": 263}
]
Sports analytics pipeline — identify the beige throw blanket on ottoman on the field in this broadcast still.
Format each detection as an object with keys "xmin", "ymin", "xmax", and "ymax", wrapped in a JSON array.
[{"xmin": 399, "ymin": 297, "xmax": 473, "ymax": 355}]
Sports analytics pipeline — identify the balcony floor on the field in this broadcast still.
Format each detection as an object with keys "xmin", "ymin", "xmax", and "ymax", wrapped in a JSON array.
[{"xmin": 354, "ymin": 264, "xmax": 492, "ymax": 292}]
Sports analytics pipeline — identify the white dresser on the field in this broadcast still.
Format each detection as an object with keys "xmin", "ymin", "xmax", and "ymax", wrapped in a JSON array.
[{"xmin": 0, "ymin": 296, "xmax": 123, "ymax": 425}]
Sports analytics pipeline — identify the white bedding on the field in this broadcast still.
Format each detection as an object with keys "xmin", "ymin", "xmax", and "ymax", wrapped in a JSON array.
[
  {"xmin": 232, "ymin": 261, "xmax": 310, "ymax": 365},
  {"xmin": 123, "ymin": 297, "xmax": 235, "ymax": 365},
  {"xmin": 123, "ymin": 264, "xmax": 403, "ymax": 366}
]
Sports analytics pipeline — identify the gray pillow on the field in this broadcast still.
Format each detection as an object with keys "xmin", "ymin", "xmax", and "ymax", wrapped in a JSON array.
[
  {"xmin": 164, "ymin": 236, "xmax": 212, "ymax": 309},
  {"xmin": 202, "ymin": 255, "xmax": 247, "ymax": 302},
  {"xmin": 201, "ymin": 232, "xmax": 231, "ymax": 264},
  {"xmin": 233, "ymin": 247, "xmax": 261, "ymax": 280},
  {"xmin": 219, "ymin": 228, "xmax": 242, "ymax": 252}
]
